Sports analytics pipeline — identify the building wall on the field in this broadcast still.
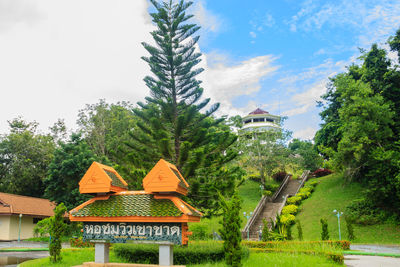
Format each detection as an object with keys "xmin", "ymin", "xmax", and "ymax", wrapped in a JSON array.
[
  {"xmin": 0, "ymin": 215, "xmax": 11, "ymax": 240},
  {"xmin": 8, "ymin": 215, "xmax": 37, "ymax": 240}
]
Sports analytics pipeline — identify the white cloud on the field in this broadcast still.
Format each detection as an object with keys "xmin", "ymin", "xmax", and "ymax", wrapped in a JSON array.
[
  {"xmin": 288, "ymin": 0, "xmax": 400, "ymax": 49},
  {"xmin": 263, "ymin": 13, "xmax": 275, "ymax": 28},
  {"xmin": 293, "ymin": 127, "xmax": 317, "ymax": 140},
  {"xmin": 0, "ymin": 0, "xmax": 154, "ymax": 133},
  {"xmin": 283, "ymin": 80, "xmax": 326, "ymax": 117},
  {"xmin": 192, "ymin": 0, "xmax": 223, "ymax": 33},
  {"xmin": 280, "ymin": 58, "xmax": 348, "ymax": 117},
  {"xmin": 200, "ymin": 53, "xmax": 280, "ymax": 117},
  {"xmin": 249, "ymin": 31, "xmax": 257, "ymax": 38}
]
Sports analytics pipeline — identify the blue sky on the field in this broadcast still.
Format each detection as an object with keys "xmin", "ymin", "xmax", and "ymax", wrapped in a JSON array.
[
  {"xmin": 190, "ymin": 0, "xmax": 400, "ymax": 139},
  {"xmin": 0, "ymin": 0, "xmax": 399, "ymax": 139}
]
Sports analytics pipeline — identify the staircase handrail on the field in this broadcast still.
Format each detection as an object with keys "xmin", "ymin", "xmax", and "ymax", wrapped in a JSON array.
[
  {"xmin": 269, "ymin": 194, "xmax": 289, "ymax": 230},
  {"xmin": 242, "ymin": 195, "xmax": 267, "ymax": 234},
  {"xmin": 242, "ymin": 173, "xmax": 292, "ymax": 236},
  {"xmin": 293, "ymin": 170, "xmax": 310, "ymax": 195},
  {"xmin": 271, "ymin": 174, "xmax": 292, "ymax": 201}
]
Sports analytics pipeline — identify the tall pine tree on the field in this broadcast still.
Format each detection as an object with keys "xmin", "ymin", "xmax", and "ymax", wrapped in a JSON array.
[{"xmin": 127, "ymin": 0, "xmax": 241, "ymax": 213}]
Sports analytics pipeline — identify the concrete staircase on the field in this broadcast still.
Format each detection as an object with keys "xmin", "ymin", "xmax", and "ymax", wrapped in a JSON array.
[{"xmin": 242, "ymin": 170, "xmax": 310, "ymax": 240}]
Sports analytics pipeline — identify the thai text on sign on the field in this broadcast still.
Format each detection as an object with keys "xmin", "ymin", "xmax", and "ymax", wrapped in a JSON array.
[{"xmin": 83, "ymin": 222, "xmax": 182, "ymax": 245}]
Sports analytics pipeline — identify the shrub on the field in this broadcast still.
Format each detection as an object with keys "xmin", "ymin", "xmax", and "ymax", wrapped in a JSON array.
[
  {"xmin": 69, "ymin": 237, "xmax": 94, "ymax": 248},
  {"xmin": 114, "ymin": 242, "xmax": 249, "ymax": 265},
  {"xmin": 261, "ymin": 219, "xmax": 271, "ymax": 242},
  {"xmin": 320, "ymin": 218, "xmax": 329, "ymax": 240},
  {"xmin": 281, "ymin": 214, "xmax": 296, "ymax": 226},
  {"xmin": 281, "ymin": 205, "xmax": 298, "ymax": 215},
  {"xmin": 345, "ymin": 216, "xmax": 355, "ymax": 240},
  {"xmin": 307, "ymin": 180, "xmax": 319, "ymax": 187},
  {"xmin": 345, "ymin": 198, "xmax": 386, "ymax": 225},
  {"xmin": 313, "ymin": 168, "xmax": 332, "ymax": 177},
  {"xmin": 299, "ymin": 187, "xmax": 312, "ymax": 195},
  {"xmin": 287, "ymin": 196, "xmax": 302, "ymax": 205},
  {"xmin": 272, "ymin": 171, "xmax": 287, "ymax": 182},
  {"xmin": 247, "ymin": 175, "xmax": 261, "ymax": 183},
  {"xmin": 49, "ymin": 203, "xmax": 68, "ymax": 263},
  {"xmin": 263, "ymin": 190, "xmax": 273, "ymax": 197},
  {"xmin": 296, "ymin": 220, "xmax": 303, "ymax": 241},
  {"xmin": 190, "ymin": 224, "xmax": 208, "ymax": 240},
  {"xmin": 264, "ymin": 183, "xmax": 280, "ymax": 192},
  {"xmin": 219, "ymin": 190, "xmax": 242, "ymax": 267},
  {"xmin": 296, "ymin": 192, "xmax": 311, "ymax": 200}
]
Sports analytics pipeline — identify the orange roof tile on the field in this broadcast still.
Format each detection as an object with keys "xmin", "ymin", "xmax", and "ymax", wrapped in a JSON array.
[{"xmin": 0, "ymin": 192, "xmax": 56, "ymax": 217}]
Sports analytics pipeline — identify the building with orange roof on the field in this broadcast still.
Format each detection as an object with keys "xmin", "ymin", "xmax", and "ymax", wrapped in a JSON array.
[{"xmin": 0, "ymin": 192, "xmax": 56, "ymax": 241}]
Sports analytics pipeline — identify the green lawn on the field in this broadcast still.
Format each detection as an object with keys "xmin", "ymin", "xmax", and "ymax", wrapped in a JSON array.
[
  {"xmin": 19, "ymin": 248, "xmax": 130, "ymax": 267},
  {"xmin": 21, "ymin": 248, "xmax": 342, "ymax": 267},
  {"xmin": 295, "ymin": 173, "xmax": 400, "ymax": 244}
]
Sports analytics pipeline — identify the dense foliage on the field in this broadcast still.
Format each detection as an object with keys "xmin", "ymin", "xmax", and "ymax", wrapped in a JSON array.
[
  {"xmin": 238, "ymin": 129, "xmax": 291, "ymax": 185},
  {"xmin": 315, "ymin": 28, "xmax": 400, "ymax": 218},
  {"xmin": 288, "ymin": 139, "xmax": 323, "ymax": 172},
  {"xmin": 44, "ymin": 134, "xmax": 105, "ymax": 210},
  {"xmin": 0, "ymin": 118, "xmax": 55, "ymax": 197}
]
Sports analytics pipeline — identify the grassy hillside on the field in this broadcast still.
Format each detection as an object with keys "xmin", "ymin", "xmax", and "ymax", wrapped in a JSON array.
[
  {"xmin": 189, "ymin": 179, "xmax": 262, "ymax": 238},
  {"xmin": 295, "ymin": 173, "xmax": 400, "ymax": 244}
]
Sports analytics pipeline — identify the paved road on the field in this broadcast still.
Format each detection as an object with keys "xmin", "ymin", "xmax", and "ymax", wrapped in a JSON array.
[
  {"xmin": 0, "ymin": 241, "xmax": 68, "ymax": 267},
  {"xmin": 351, "ymin": 244, "xmax": 400, "ymax": 254},
  {"xmin": 345, "ymin": 244, "xmax": 400, "ymax": 267},
  {"xmin": 345, "ymin": 255, "xmax": 400, "ymax": 267}
]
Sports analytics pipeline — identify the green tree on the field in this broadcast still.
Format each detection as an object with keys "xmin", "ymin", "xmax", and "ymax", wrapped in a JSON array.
[
  {"xmin": 129, "ymin": 0, "xmax": 219, "ymax": 174},
  {"xmin": 0, "ymin": 118, "xmax": 55, "ymax": 197},
  {"xmin": 238, "ymin": 128, "xmax": 291, "ymax": 185},
  {"xmin": 289, "ymin": 139, "xmax": 323, "ymax": 171},
  {"xmin": 127, "ymin": 0, "xmax": 242, "ymax": 212},
  {"xmin": 49, "ymin": 203, "xmax": 67, "ymax": 263},
  {"xmin": 44, "ymin": 133, "xmax": 106, "ymax": 210},
  {"xmin": 219, "ymin": 190, "xmax": 242, "ymax": 267},
  {"xmin": 77, "ymin": 100, "xmax": 142, "ymax": 188},
  {"xmin": 315, "ymin": 29, "xmax": 400, "ymax": 216}
]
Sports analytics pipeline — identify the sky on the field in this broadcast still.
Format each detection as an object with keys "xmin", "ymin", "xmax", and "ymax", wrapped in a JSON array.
[{"xmin": 1, "ymin": 0, "xmax": 400, "ymax": 140}]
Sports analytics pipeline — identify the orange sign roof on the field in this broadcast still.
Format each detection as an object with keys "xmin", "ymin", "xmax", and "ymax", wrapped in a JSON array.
[
  {"xmin": 0, "ymin": 192, "xmax": 56, "ymax": 217},
  {"xmin": 142, "ymin": 159, "xmax": 189, "ymax": 195},
  {"xmin": 79, "ymin": 162, "xmax": 128, "ymax": 194}
]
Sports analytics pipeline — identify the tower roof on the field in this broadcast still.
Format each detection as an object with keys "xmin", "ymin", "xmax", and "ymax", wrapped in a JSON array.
[{"xmin": 248, "ymin": 108, "xmax": 269, "ymax": 115}]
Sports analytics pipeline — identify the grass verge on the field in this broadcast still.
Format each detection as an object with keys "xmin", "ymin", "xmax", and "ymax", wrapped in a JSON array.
[
  {"xmin": 343, "ymin": 250, "xmax": 400, "ymax": 257},
  {"xmin": 0, "ymin": 248, "xmax": 48, "ymax": 252}
]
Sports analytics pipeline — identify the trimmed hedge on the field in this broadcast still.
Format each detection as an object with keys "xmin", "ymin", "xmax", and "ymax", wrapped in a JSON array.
[
  {"xmin": 281, "ymin": 205, "xmax": 298, "ymax": 215},
  {"xmin": 242, "ymin": 240, "xmax": 351, "ymax": 250},
  {"xmin": 287, "ymin": 196, "xmax": 302, "ymax": 205},
  {"xmin": 114, "ymin": 242, "xmax": 249, "ymax": 265},
  {"xmin": 69, "ymin": 237, "xmax": 94, "ymax": 248}
]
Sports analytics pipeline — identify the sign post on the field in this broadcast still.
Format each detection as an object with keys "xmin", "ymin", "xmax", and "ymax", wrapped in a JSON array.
[{"xmin": 69, "ymin": 159, "xmax": 201, "ymax": 266}]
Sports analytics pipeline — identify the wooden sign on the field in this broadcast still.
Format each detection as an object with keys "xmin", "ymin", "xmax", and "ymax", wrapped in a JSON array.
[{"xmin": 83, "ymin": 222, "xmax": 182, "ymax": 245}]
